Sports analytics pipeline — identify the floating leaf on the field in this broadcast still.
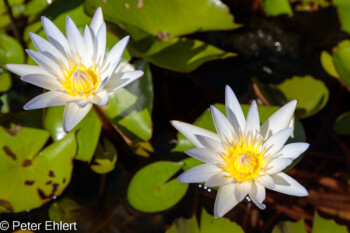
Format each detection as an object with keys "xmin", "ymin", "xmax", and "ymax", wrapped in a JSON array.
[
  {"xmin": 333, "ymin": 0, "xmax": 350, "ymax": 34},
  {"xmin": 334, "ymin": 111, "xmax": 350, "ymax": 135},
  {"xmin": 272, "ymin": 220, "xmax": 307, "ymax": 233},
  {"xmin": 261, "ymin": 0, "xmax": 293, "ymax": 16},
  {"xmin": 90, "ymin": 138, "xmax": 117, "ymax": 174},
  {"xmin": 333, "ymin": 45, "xmax": 350, "ymax": 88},
  {"xmin": 173, "ymin": 104, "xmax": 305, "ymax": 152},
  {"xmin": 320, "ymin": 51, "xmax": 339, "ymax": 78},
  {"xmin": 102, "ymin": 60, "xmax": 153, "ymax": 145},
  {"xmin": 127, "ymin": 161, "xmax": 188, "ymax": 212},
  {"xmin": 0, "ymin": 126, "xmax": 76, "ymax": 212},
  {"xmin": 0, "ymin": 72, "xmax": 11, "ymax": 93},
  {"xmin": 44, "ymin": 105, "xmax": 101, "ymax": 162},
  {"xmin": 255, "ymin": 76, "xmax": 329, "ymax": 118},
  {"xmin": 0, "ymin": 34, "xmax": 24, "ymax": 64},
  {"xmin": 48, "ymin": 198, "xmax": 80, "ymax": 223},
  {"xmin": 84, "ymin": 0, "xmax": 238, "ymax": 72},
  {"xmin": 166, "ymin": 209, "xmax": 244, "ymax": 233}
]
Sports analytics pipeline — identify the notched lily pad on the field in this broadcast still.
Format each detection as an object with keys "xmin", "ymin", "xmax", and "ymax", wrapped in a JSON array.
[
  {"xmin": 0, "ymin": 125, "xmax": 76, "ymax": 212},
  {"xmin": 90, "ymin": 137, "xmax": 117, "ymax": 174},
  {"xmin": 127, "ymin": 161, "xmax": 188, "ymax": 212},
  {"xmin": 48, "ymin": 198, "xmax": 80, "ymax": 223}
]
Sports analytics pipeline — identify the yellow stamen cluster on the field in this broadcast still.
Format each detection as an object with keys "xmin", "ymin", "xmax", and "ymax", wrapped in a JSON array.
[
  {"xmin": 220, "ymin": 132, "xmax": 267, "ymax": 183},
  {"xmin": 60, "ymin": 62, "xmax": 100, "ymax": 97}
]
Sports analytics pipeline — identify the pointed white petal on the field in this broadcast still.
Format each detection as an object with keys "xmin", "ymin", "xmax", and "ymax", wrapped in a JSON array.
[
  {"xmin": 214, "ymin": 184, "xmax": 238, "ymax": 218},
  {"xmin": 260, "ymin": 100, "xmax": 297, "ymax": 139},
  {"xmin": 210, "ymin": 106, "xmax": 235, "ymax": 142},
  {"xmin": 249, "ymin": 183, "xmax": 266, "ymax": 209},
  {"xmin": 196, "ymin": 135, "xmax": 224, "ymax": 153},
  {"xmin": 178, "ymin": 164, "xmax": 221, "ymax": 183},
  {"xmin": 23, "ymin": 91, "xmax": 73, "ymax": 110},
  {"xmin": 245, "ymin": 101, "xmax": 260, "ymax": 134},
  {"xmin": 26, "ymin": 49, "xmax": 64, "ymax": 79},
  {"xmin": 63, "ymin": 103, "xmax": 92, "ymax": 132},
  {"xmin": 185, "ymin": 148, "xmax": 223, "ymax": 164},
  {"xmin": 269, "ymin": 172, "xmax": 308, "ymax": 197},
  {"xmin": 66, "ymin": 16, "xmax": 84, "ymax": 62},
  {"xmin": 94, "ymin": 22, "xmax": 106, "ymax": 65},
  {"xmin": 77, "ymin": 97, "xmax": 92, "ymax": 108},
  {"xmin": 234, "ymin": 182, "xmax": 251, "ymax": 202},
  {"xmin": 83, "ymin": 25, "xmax": 94, "ymax": 67},
  {"xmin": 41, "ymin": 16, "xmax": 69, "ymax": 56},
  {"xmin": 266, "ymin": 158, "xmax": 292, "ymax": 174},
  {"xmin": 91, "ymin": 90, "xmax": 109, "ymax": 106},
  {"xmin": 90, "ymin": 7, "xmax": 103, "ymax": 35},
  {"xmin": 103, "ymin": 70, "xmax": 143, "ymax": 92},
  {"xmin": 5, "ymin": 64, "xmax": 50, "ymax": 77},
  {"xmin": 104, "ymin": 36, "xmax": 130, "ymax": 69},
  {"xmin": 29, "ymin": 32, "xmax": 69, "ymax": 68},
  {"xmin": 276, "ymin": 143, "xmax": 309, "ymax": 159},
  {"xmin": 171, "ymin": 121, "xmax": 220, "ymax": 148},
  {"xmin": 263, "ymin": 128, "xmax": 293, "ymax": 156},
  {"xmin": 21, "ymin": 74, "xmax": 63, "ymax": 90},
  {"xmin": 256, "ymin": 174, "xmax": 275, "ymax": 189},
  {"xmin": 205, "ymin": 172, "xmax": 232, "ymax": 187},
  {"xmin": 225, "ymin": 85, "xmax": 245, "ymax": 132}
]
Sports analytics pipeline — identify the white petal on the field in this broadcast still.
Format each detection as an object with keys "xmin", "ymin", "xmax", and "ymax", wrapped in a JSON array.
[
  {"xmin": 263, "ymin": 128, "xmax": 293, "ymax": 156},
  {"xmin": 83, "ymin": 25, "xmax": 94, "ymax": 67},
  {"xmin": 90, "ymin": 7, "xmax": 103, "ymax": 35},
  {"xmin": 41, "ymin": 16, "xmax": 70, "ymax": 56},
  {"xmin": 256, "ymin": 174, "xmax": 275, "ymax": 189},
  {"xmin": 266, "ymin": 158, "xmax": 292, "ymax": 174},
  {"xmin": 104, "ymin": 36, "xmax": 130, "ymax": 70},
  {"xmin": 66, "ymin": 16, "xmax": 84, "ymax": 62},
  {"xmin": 91, "ymin": 90, "xmax": 109, "ymax": 106},
  {"xmin": 196, "ymin": 135, "xmax": 224, "ymax": 153},
  {"xmin": 26, "ymin": 49, "xmax": 64, "ymax": 79},
  {"xmin": 276, "ymin": 143, "xmax": 309, "ymax": 159},
  {"xmin": 269, "ymin": 172, "xmax": 308, "ymax": 197},
  {"xmin": 214, "ymin": 184, "xmax": 238, "ymax": 218},
  {"xmin": 210, "ymin": 106, "xmax": 235, "ymax": 142},
  {"xmin": 225, "ymin": 85, "xmax": 245, "ymax": 132},
  {"xmin": 245, "ymin": 101, "xmax": 260, "ymax": 134},
  {"xmin": 29, "ymin": 32, "xmax": 69, "ymax": 68},
  {"xmin": 21, "ymin": 74, "xmax": 63, "ymax": 91},
  {"xmin": 205, "ymin": 172, "xmax": 232, "ymax": 187},
  {"xmin": 23, "ymin": 91, "xmax": 73, "ymax": 110},
  {"xmin": 178, "ymin": 164, "xmax": 221, "ymax": 183},
  {"xmin": 171, "ymin": 121, "xmax": 221, "ymax": 148},
  {"xmin": 234, "ymin": 182, "xmax": 251, "ymax": 202},
  {"xmin": 63, "ymin": 103, "xmax": 92, "ymax": 132},
  {"xmin": 103, "ymin": 70, "xmax": 143, "ymax": 92},
  {"xmin": 260, "ymin": 100, "xmax": 297, "ymax": 139},
  {"xmin": 5, "ymin": 64, "xmax": 49, "ymax": 76},
  {"xmin": 249, "ymin": 183, "xmax": 266, "ymax": 209},
  {"xmin": 185, "ymin": 148, "xmax": 222, "ymax": 164},
  {"xmin": 94, "ymin": 22, "xmax": 106, "ymax": 65},
  {"xmin": 77, "ymin": 97, "xmax": 92, "ymax": 108}
]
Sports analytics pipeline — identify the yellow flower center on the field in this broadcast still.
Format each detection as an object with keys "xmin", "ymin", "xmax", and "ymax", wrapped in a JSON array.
[
  {"xmin": 60, "ymin": 62, "xmax": 100, "ymax": 97},
  {"xmin": 220, "ymin": 132, "xmax": 267, "ymax": 183}
]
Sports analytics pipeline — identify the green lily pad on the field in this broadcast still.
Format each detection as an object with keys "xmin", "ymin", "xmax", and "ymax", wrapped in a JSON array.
[
  {"xmin": 261, "ymin": 0, "xmax": 293, "ymax": 16},
  {"xmin": 255, "ymin": 76, "xmax": 329, "ymax": 118},
  {"xmin": 333, "ymin": 46, "xmax": 350, "ymax": 88},
  {"xmin": 90, "ymin": 137, "xmax": 117, "ymax": 174},
  {"xmin": 44, "ymin": 105, "xmax": 101, "ymax": 162},
  {"xmin": 166, "ymin": 209, "xmax": 244, "ymax": 233},
  {"xmin": 127, "ymin": 161, "xmax": 188, "ymax": 212},
  {"xmin": 0, "ymin": 125, "xmax": 76, "ymax": 213},
  {"xmin": 48, "ymin": 198, "xmax": 80, "ymax": 223},
  {"xmin": 0, "ymin": 34, "xmax": 24, "ymax": 64},
  {"xmin": 334, "ymin": 111, "xmax": 350, "ymax": 135},
  {"xmin": 320, "ymin": 51, "xmax": 340, "ymax": 78},
  {"xmin": 272, "ymin": 220, "xmax": 307, "ymax": 233},
  {"xmin": 84, "ymin": 0, "xmax": 239, "ymax": 72},
  {"xmin": 173, "ymin": 104, "xmax": 305, "ymax": 152},
  {"xmin": 102, "ymin": 60, "xmax": 153, "ymax": 145},
  {"xmin": 0, "ymin": 72, "xmax": 12, "ymax": 93},
  {"xmin": 334, "ymin": 0, "xmax": 350, "ymax": 34}
]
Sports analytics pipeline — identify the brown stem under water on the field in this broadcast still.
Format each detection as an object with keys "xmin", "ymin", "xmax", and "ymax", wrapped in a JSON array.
[{"xmin": 4, "ymin": 0, "xmax": 21, "ymax": 45}]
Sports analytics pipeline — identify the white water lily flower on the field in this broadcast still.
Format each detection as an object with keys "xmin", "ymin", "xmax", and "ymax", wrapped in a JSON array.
[
  {"xmin": 5, "ymin": 7, "xmax": 143, "ymax": 132},
  {"xmin": 171, "ymin": 86, "xmax": 309, "ymax": 218}
]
